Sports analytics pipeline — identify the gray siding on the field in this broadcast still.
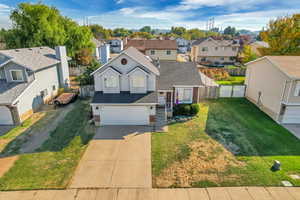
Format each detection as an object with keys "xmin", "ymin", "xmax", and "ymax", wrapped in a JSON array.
[{"xmin": 3, "ymin": 62, "xmax": 28, "ymax": 82}]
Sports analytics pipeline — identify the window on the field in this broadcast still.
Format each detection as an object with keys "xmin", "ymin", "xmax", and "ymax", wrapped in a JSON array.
[
  {"xmin": 215, "ymin": 47, "xmax": 218, "ymax": 51},
  {"xmin": 40, "ymin": 89, "xmax": 48, "ymax": 98},
  {"xmin": 121, "ymin": 58, "xmax": 127, "ymax": 65},
  {"xmin": 132, "ymin": 76, "xmax": 145, "ymax": 88},
  {"xmin": 294, "ymin": 82, "xmax": 300, "ymax": 96},
  {"xmin": 232, "ymin": 47, "xmax": 237, "ymax": 51},
  {"xmin": 201, "ymin": 57, "xmax": 206, "ymax": 62},
  {"xmin": 202, "ymin": 47, "xmax": 208, "ymax": 52},
  {"xmin": 176, "ymin": 88, "xmax": 192, "ymax": 103},
  {"xmin": 150, "ymin": 50, "xmax": 155, "ymax": 55},
  {"xmin": 105, "ymin": 75, "xmax": 118, "ymax": 88},
  {"xmin": 230, "ymin": 57, "xmax": 236, "ymax": 61},
  {"xmin": 11, "ymin": 70, "xmax": 23, "ymax": 81},
  {"xmin": 220, "ymin": 57, "xmax": 225, "ymax": 61},
  {"xmin": 166, "ymin": 50, "xmax": 171, "ymax": 55},
  {"xmin": 52, "ymin": 85, "xmax": 56, "ymax": 91}
]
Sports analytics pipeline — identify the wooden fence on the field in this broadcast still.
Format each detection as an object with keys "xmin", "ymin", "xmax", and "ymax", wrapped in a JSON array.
[{"xmin": 69, "ymin": 66, "xmax": 86, "ymax": 76}]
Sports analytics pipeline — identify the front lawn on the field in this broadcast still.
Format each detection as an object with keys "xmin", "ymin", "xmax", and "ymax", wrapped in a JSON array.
[
  {"xmin": 0, "ymin": 100, "xmax": 95, "ymax": 190},
  {"xmin": 152, "ymin": 98, "xmax": 300, "ymax": 187}
]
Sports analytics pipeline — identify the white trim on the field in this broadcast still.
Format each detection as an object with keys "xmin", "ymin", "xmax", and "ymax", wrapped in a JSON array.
[
  {"xmin": 281, "ymin": 102, "xmax": 300, "ymax": 106},
  {"xmin": 97, "ymin": 67, "xmax": 121, "ymax": 76},
  {"xmin": 127, "ymin": 66, "xmax": 149, "ymax": 76},
  {"xmin": 0, "ymin": 59, "xmax": 12, "ymax": 67},
  {"xmin": 174, "ymin": 85, "xmax": 201, "ymax": 87},
  {"xmin": 10, "ymin": 69, "xmax": 24, "ymax": 82}
]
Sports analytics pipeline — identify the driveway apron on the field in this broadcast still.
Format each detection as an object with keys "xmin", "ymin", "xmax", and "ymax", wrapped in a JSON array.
[{"xmin": 70, "ymin": 126, "xmax": 152, "ymax": 188}]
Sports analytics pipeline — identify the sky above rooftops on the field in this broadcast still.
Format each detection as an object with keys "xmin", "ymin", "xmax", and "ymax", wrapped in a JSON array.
[{"xmin": 0, "ymin": 0, "xmax": 299, "ymax": 31}]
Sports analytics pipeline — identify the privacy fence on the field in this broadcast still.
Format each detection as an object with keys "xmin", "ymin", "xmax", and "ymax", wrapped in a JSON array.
[{"xmin": 219, "ymin": 85, "xmax": 246, "ymax": 98}]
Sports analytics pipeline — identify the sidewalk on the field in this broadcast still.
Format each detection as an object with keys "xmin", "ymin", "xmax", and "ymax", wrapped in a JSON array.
[{"xmin": 1, "ymin": 187, "xmax": 300, "ymax": 200}]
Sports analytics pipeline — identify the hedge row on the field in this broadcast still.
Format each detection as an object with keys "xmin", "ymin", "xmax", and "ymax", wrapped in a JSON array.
[{"xmin": 173, "ymin": 104, "xmax": 200, "ymax": 116}]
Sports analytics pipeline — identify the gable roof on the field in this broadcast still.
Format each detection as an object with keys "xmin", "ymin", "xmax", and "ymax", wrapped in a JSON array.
[
  {"xmin": 0, "ymin": 80, "xmax": 34, "ymax": 105},
  {"xmin": 125, "ymin": 40, "xmax": 177, "ymax": 51},
  {"xmin": 0, "ymin": 47, "xmax": 62, "ymax": 72},
  {"xmin": 192, "ymin": 37, "xmax": 240, "ymax": 47},
  {"xmin": 246, "ymin": 56, "xmax": 300, "ymax": 79},
  {"xmin": 91, "ymin": 46, "xmax": 160, "ymax": 76},
  {"xmin": 157, "ymin": 61, "xmax": 203, "ymax": 90}
]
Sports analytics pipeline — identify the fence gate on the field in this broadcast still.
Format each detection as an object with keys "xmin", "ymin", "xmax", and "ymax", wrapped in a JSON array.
[{"xmin": 219, "ymin": 85, "xmax": 246, "ymax": 98}]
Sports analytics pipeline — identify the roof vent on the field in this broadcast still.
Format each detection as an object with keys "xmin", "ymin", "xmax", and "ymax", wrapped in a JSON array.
[
  {"xmin": 15, "ymin": 49, "xmax": 20, "ymax": 52},
  {"xmin": 28, "ymin": 48, "xmax": 33, "ymax": 50}
]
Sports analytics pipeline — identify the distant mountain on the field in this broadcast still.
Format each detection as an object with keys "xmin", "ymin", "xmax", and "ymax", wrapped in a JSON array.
[{"xmin": 238, "ymin": 29, "xmax": 259, "ymax": 36}]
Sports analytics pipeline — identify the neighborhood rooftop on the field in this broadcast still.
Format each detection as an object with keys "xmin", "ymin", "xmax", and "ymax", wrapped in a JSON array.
[
  {"xmin": 0, "ymin": 47, "xmax": 61, "ymax": 71},
  {"xmin": 0, "ymin": 80, "xmax": 33, "ymax": 105},
  {"xmin": 158, "ymin": 61, "xmax": 203, "ymax": 90},
  {"xmin": 125, "ymin": 40, "xmax": 177, "ymax": 51},
  {"xmin": 248, "ymin": 56, "xmax": 300, "ymax": 79}
]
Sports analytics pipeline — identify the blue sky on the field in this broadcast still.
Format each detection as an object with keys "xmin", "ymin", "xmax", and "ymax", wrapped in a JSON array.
[{"xmin": 0, "ymin": 0, "xmax": 299, "ymax": 31}]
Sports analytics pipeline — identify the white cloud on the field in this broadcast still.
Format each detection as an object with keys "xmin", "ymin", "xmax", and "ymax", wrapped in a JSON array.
[
  {"xmin": 0, "ymin": 4, "xmax": 12, "ymax": 28},
  {"xmin": 115, "ymin": 0, "xmax": 125, "ymax": 4}
]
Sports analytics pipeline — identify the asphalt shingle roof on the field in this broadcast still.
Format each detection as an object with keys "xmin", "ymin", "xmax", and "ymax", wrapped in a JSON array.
[
  {"xmin": 0, "ymin": 80, "xmax": 33, "ymax": 105},
  {"xmin": 157, "ymin": 61, "xmax": 203, "ymax": 90},
  {"xmin": 0, "ymin": 47, "xmax": 60, "ymax": 72},
  {"xmin": 125, "ymin": 40, "xmax": 177, "ymax": 51},
  {"xmin": 92, "ymin": 91, "xmax": 157, "ymax": 104}
]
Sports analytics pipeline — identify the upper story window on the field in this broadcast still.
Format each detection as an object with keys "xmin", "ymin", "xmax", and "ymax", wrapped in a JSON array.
[
  {"xmin": 132, "ymin": 76, "xmax": 145, "ymax": 88},
  {"xmin": 166, "ymin": 50, "xmax": 171, "ymax": 55},
  {"xmin": 105, "ymin": 75, "xmax": 118, "ymax": 88},
  {"xmin": 11, "ymin": 70, "xmax": 23, "ymax": 81},
  {"xmin": 220, "ymin": 57, "xmax": 225, "ymax": 61},
  {"xmin": 215, "ymin": 47, "xmax": 218, "ymax": 51},
  {"xmin": 202, "ymin": 47, "xmax": 208, "ymax": 52},
  {"xmin": 151, "ymin": 50, "xmax": 155, "ymax": 55},
  {"xmin": 232, "ymin": 47, "xmax": 237, "ymax": 51}
]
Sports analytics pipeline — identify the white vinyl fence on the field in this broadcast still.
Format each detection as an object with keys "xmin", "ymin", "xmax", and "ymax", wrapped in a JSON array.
[
  {"xmin": 219, "ymin": 85, "xmax": 246, "ymax": 98},
  {"xmin": 79, "ymin": 85, "xmax": 94, "ymax": 98}
]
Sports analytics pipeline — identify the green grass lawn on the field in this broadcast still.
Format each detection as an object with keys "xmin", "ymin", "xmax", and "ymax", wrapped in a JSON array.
[
  {"xmin": 216, "ymin": 76, "xmax": 245, "ymax": 85},
  {"xmin": 0, "ymin": 100, "xmax": 95, "ymax": 190},
  {"xmin": 152, "ymin": 98, "xmax": 300, "ymax": 187}
]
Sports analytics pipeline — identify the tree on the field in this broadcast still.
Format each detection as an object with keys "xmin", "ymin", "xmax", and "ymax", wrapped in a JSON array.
[
  {"xmin": 170, "ymin": 27, "xmax": 186, "ymax": 36},
  {"xmin": 242, "ymin": 45, "xmax": 258, "ymax": 63},
  {"xmin": 4, "ymin": 2, "xmax": 94, "ymax": 59},
  {"xmin": 76, "ymin": 59, "xmax": 101, "ymax": 85},
  {"xmin": 89, "ymin": 24, "xmax": 111, "ymax": 39},
  {"xmin": 139, "ymin": 26, "xmax": 151, "ymax": 33},
  {"xmin": 112, "ymin": 28, "xmax": 131, "ymax": 37},
  {"xmin": 260, "ymin": 14, "xmax": 300, "ymax": 55},
  {"xmin": 130, "ymin": 32, "xmax": 154, "ymax": 39},
  {"xmin": 224, "ymin": 26, "xmax": 236, "ymax": 36}
]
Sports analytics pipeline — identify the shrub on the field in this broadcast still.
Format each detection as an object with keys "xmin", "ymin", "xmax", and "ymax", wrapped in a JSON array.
[
  {"xmin": 173, "ymin": 104, "xmax": 200, "ymax": 116},
  {"xmin": 190, "ymin": 104, "xmax": 200, "ymax": 115}
]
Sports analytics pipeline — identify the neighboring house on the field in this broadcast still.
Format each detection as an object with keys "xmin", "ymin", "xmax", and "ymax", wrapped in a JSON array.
[
  {"xmin": 0, "ymin": 46, "xmax": 70, "ymax": 125},
  {"xmin": 90, "ymin": 47, "xmax": 205, "ymax": 126},
  {"xmin": 108, "ymin": 38, "xmax": 123, "ymax": 53},
  {"xmin": 176, "ymin": 38, "xmax": 189, "ymax": 53},
  {"xmin": 191, "ymin": 37, "xmax": 240, "ymax": 65},
  {"xmin": 249, "ymin": 41, "xmax": 269, "ymax": 56},
  {"xmin": 245, "ymin": 56, "xmax": 300, "ymax": 124},
  {"xmin": 125, "ymin": 40, "xmax": 178, "ymax": 61}
]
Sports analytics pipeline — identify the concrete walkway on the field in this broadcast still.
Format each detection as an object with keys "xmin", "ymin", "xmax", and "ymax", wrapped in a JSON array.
[
  {"xmin": 70, "ymin": 126, "xmax": 152, "ymax": 189},
  {"xmin": 1, "ymin": 187, "xmax": 300, "ymax": 200}
]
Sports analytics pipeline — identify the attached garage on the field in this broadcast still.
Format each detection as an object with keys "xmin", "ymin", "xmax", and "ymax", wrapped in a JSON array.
[
  {"xmin": 100, "ymin": 106, "xmax": 150, "ymax": 125},
  {"xmin": 282, "ymin": 106, "xmax": 300, "ymax": 124},
  {"xmin": 0, "ymin": 106, "xmax": 14, "ymax": 125}
]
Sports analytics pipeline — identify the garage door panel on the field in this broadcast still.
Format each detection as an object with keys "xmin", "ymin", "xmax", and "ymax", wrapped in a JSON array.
[
  {"xmin": 101, "ymin": 106, "xmax": 149, "ymax": 125},
  {"xmin": 0, "ymin": 106, "xmax": 14, "ymax": 125},
  {"xmin": 282, "ymin": 106, "xmax": 300, "ymax": 124}
]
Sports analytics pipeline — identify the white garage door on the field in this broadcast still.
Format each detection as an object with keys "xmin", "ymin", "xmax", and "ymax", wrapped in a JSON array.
[
  {"xmin": 0, "ymin": 106, "xmax": 14, "ymax": 125},
  {"xmin": 101, "ymin": 106, "xmax": 149, "ymax": 125},
  {"xmin": 282, "ymin": 106, "xmax": 300, "ymax": 124}
]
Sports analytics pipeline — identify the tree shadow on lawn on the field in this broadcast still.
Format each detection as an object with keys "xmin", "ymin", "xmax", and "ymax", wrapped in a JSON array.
[{"xmin": 204, "ymin": 98, "xmax": 300, "ymax": 157}]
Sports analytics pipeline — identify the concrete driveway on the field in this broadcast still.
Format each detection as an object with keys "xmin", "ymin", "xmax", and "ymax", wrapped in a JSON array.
[
  {"xmin": 70, "ymin": 126, "xmax": 152, "ymax": 189},
  {"xmin": 283, "ymin": 124, "xmax": 300, "ymax": 140}
]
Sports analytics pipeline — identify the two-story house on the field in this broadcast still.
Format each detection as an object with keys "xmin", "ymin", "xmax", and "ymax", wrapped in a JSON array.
[
  {"xmin": 124, "ymin": 40, "xmax": 177, "ymax": 61},
  {"xmin": 108, "ymin": 38, "xmax": 124, "ymax": 53},
  {"xmin": 176, "ymin": 38, "xmax": 189, "ymax": 54},
  {"xmin": 90, "ymin": 47, "xmax": 204, "ymax": 126},
  {"xmin": 191, "ymin": 37, "xmax": 240, "ymax": 65},
  {"xmin": 245, "ymin": 56, "xmax": 300, "ymax": 124},
  {"xmin": 0, "ymin": 46, "xmax": 70, "ymax": 125}
]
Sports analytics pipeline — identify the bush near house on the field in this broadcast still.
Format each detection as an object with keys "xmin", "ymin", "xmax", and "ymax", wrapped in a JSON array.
[
  {"xmin": 173, "ymin": 104, "xmax": 200, "ymax": 116},
  {"xmin": 199, "ymin": 68, "xmax": 230, "ymax": 81}
]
